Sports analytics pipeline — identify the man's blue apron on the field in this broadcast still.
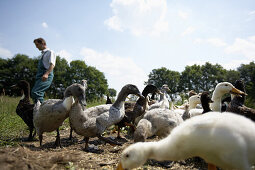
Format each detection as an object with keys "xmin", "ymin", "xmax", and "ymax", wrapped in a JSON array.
[{"xmin": 31, "ymin": 51, "xmax": 54, "ymax": 103}]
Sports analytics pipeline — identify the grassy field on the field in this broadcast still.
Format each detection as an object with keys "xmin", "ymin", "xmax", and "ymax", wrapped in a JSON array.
[{"xmin": 0, "ymin": 95, "xmax": 105, "ymax": 147}]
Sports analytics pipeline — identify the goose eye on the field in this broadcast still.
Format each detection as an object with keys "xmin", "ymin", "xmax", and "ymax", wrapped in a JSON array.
[
  {"xmin": 225, "ymin": 84, "xmax": 228, "ymax": 86},
  {"xmin": 125, "ymin": 154, "xmax": 129, "ymax": 158}
]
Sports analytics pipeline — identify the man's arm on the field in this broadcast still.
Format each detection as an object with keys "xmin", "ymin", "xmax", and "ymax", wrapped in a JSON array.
[{"xmin": 42, "ymin": 63, "xmax": 55, "ymax": 81}]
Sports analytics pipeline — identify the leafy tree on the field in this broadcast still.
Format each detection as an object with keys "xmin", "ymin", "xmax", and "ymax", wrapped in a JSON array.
[
  {"xmin": 84, "ymin": 66, "xmax": 108, "ymax": 101},
  {"xmin": 48, "ymin": 56, "xmax": 69, "ymax": 98},
  {"xmin": 0, "ymin": 54, "xmax": 37, "ymax": 96},
  {"xmin": 180, "ymin": 62, "xmax": 229, "ymax": 94},
  {"xmin": 224, "ymin": 69, "xmax": 240, "ymax": 84},
  {"xmin": 108, "ymin": 88, "xmax": 117, "ymax": 97},
  {"xmin": 238, "ymin": 62, "xmax": 255, "ymax": 108},
  {"xmin": 66, "ymin": 60, "xmax": 109, "ymax": 101},
  {"xmin": 146, "ymin": 67, "xmax": 180, "ymax": 100},
  {"xmin": 180, "ymin": 64, "xmax": 202, "ymax": 93},
  {"xmin": 200, "ymin": 62, "xmax": 226, "ymax": 90}
]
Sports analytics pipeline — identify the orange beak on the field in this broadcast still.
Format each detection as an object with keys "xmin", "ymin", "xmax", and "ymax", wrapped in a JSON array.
[
  {"xmin": 116, "ymin": 162, "xmax": 124, "ymax": 170},
  {"xmin": 231, "ymin": 87, "xmax": 247, "ymax": 96}
]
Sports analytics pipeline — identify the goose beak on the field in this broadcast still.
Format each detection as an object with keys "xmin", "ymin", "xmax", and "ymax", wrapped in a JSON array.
[
  {"xmin": 230, "ymin": 87, "xmax": 247, "ymax": 96},
  {"xmin": 209, "ymin": 99, "xmax": 214, "ymax": 103},
  {"xmin": 157, "ymin": 90, "xmax": 163, "ymax": 94},
  {"xmin": 116, "ymin": 162, "xmax": 124, "ymax": 170},
  {"xmin": 166, "ymin": 87, "xmax": 171, "ymax": 92}
]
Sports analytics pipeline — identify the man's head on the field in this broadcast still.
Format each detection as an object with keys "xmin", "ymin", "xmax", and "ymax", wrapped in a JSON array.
[{"xmin": 34, "ymin": 38, "xmax": 47, "ymax": 51}]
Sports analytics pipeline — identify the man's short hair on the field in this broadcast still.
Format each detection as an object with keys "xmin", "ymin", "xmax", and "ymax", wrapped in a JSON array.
[{"xmin": 34, "ymin": 38, "xmax": 46, "ymax": 45}]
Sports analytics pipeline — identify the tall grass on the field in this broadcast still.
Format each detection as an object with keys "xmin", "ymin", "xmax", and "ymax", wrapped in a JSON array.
[
  {"xmin": 0, "ymin": 96, "xmax": 27, "ymax": 146},
  {"xmin": 0, "ymin": 95, "xmax": 106, "ymax": 147}
]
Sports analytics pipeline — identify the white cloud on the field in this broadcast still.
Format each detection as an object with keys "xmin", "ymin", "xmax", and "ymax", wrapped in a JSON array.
[
  {"xmin": 80, "ymin": 47, "xmax": 147, "ymax": 93},
  {"xmin": 0, "ymin": 46, "xmax": 12, "ymax": 59},
  {"xmin": 178, "ymin": 10, "xmax": 189, "ymax": 19},
  {"xmin": 221, "ymin": 59, "xmax": 251, "ymax": 70},
  {"xmin": 104, "ymin": 16, "xmax": 123, "ymax": 32},
  {"xmin": 56, "ymin": 50, "xmax": 73, "ymax": 63},
  {"xmin": 225, "ymin": 36, "xmax": 255, "ymax": 60},
  {"xmin": 206, "ymin": 38, "xmax": 227, "ymax": 47},
  {"xmin": 246, "ymin": 10, "xmax": 255, "ymax": 21},
  {"xmin": 191, "ymin": 36, "xmax": 255, "ymax": 70},
  {"xmin": 194, "ymin": 38, "xmax": 227, "ymax": 47},
  {"xmin": 105, "ymin": 0, "xmax": 168, "ymax": 36},
  {"xmin": 42, "ymin": 22, "xmax": 48, "ymax": 28},
  {"xmin": 248, "ymin": 10, "xmax": 255, "ymax": 16},
  {"xmin": 181, "ymin": 26, "xmax": 195, "ymax": 36}
]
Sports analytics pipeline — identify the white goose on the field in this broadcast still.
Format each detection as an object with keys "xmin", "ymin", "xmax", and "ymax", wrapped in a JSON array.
[
  {"xmin": 210, "ymin": 82, "xmax": 246, "ymax": 112},
  {"xmin": 117, "ymin": 112, "xmax": 255, "ymax": 170},
  {"xmin": 174, "ymin": 94, "xmax": 202, "ymax": 119},
  {"xmin": 149, "ymin": 84, "xmax": 170, "ymax": 110}
]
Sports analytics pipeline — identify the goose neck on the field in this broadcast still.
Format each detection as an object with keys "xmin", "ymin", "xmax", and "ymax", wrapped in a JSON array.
[
  {"xmin": 22, "ymin": 87, "xmax": 31, "ymax": 100},
  {"xmin": 189, "ymin": 103, "xmax": 197, "ymax": 109},
  {"xmin": 112, "ymin": 90, "xmax": 128, "ymax": 109},
  {"xmin": 147, "ymin": 137, "xmax": 179, "ymax": 161}
]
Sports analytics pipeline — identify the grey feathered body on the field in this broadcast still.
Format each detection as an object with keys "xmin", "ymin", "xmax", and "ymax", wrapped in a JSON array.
[
  {"xmin": 33, "ymin": 99, "xmax": 70, "ymax": 135},
  {"xmin": 134, "ymin": 109, "xmax": 183, "ymax": 142},
  {"xmin": 69, "ymin": 102, "xmax": 125, "ymax": 137}
]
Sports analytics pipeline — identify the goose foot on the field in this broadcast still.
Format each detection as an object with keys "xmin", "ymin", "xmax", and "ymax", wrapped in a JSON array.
[
  {"xmin": 54, "ymin": 129, "xmax": 62, "ymax": 148},
  {"xmin": 26, "ymin": 128, "xmax": 36, "ymax": 141},
  {"xmin": 69, "ymin": 127, "xmax": 73, "ymax": 140},
  {"xmin": 39, "ymin": 134, "xmax": 43, "ymax": 147}
]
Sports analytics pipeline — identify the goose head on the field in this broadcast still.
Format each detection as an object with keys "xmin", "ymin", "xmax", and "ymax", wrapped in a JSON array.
[
  {"xmin": 231, "ymin": 80, "xmax": 246, "ymax": 104},
  {"xmin": 134, "ymin": 119, "xmax": 151, "ymax": 142},
  {"xmin": 188, "ymin": 94, "xmax": 201, "ymax": 106},
  {"xmin": 64, "ymin": 80, "xmax": 87, "ymax": 110},
  {"xmin": 117, "ymin": 143, "xmax": 148, "ymax": 170},
  {"xmin": 188, "ymin": 90, "xmax": 197, "ymax": 98},
  {"xmin": 11, "ymin": 80, "xmax": 30, "ymax": 97},
  {"xmin": 161, "ymin": 84, "xmax": 171, "ymax": 93},
  {"xmin": 214, "ymin": 82, "xmax": 247, "ymax": 96},
  {"xmin": 137, "ymin": 85, "xmax": 161, "ymax": 106},
  {"xmin": 142, "ymin": 85, "xmax": 161, "ymax": 96},
  {"xmin": 201, "ymin": 91, "xmax": 213, "ymax": 104},
  {"xmin": 121, "ymin": 84, "xmax": 144, "ymax": 99}
]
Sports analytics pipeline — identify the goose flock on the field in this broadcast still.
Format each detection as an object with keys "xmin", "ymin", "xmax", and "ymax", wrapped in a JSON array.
[{"xmin": 12, "ymin": 79, "xmax": 255, "ymax": 170}]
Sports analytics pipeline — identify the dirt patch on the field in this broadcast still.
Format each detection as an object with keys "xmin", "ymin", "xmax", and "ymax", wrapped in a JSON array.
[{"xmin": 0, "ymin": 128, "xmax": 208, "ymax": 169}]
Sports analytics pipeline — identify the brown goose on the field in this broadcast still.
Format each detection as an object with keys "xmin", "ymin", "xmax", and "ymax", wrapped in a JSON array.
[
  {"xmin": 226, "ymin": 80, "xmax": 255, "ymax": 121},
  {"xmin": 200, "ymin": 91, "xmax": 213, "ymax": 114},
  {"xmin": 115, "ymin": 84, "xmax": 161, "ymax": 138},
  {"xmin": 11, "ymin": 80, "xmax": 35, "ymax": 141}
]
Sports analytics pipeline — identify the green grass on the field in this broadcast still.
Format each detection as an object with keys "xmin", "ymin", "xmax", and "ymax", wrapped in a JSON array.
[
  {"xmin": 0, "ymin": 96, "xmax": 106, "ymax": 147},
  {"xmin": 0, "ymin": 96, "xmax": 27, "ymax": 147}
]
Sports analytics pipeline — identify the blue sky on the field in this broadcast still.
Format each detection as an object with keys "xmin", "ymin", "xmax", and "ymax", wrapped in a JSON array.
[{"xmin": 0, "ymin": 0, "xmax": 255, "ymax": 93}]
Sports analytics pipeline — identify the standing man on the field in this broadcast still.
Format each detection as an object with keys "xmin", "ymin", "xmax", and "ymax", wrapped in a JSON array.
[{"xmin": 31, "ymin": 38, "xmax": 56, "ymax": 103}]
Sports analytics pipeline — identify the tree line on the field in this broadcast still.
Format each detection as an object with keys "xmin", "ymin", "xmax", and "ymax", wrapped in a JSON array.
[
  {"xmin": 0, "ymin": 54, "xmax": 254, "ymax": 107},
  {"xmin": 146, "ymin": 62, "xmax": 255, "ymax": 108},
  {"xmin": 0, "ymin": 54, "xmax": 116, "ymax": 102}
]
